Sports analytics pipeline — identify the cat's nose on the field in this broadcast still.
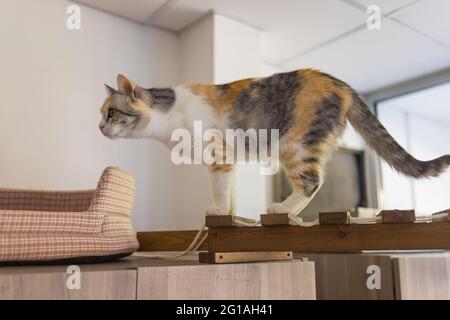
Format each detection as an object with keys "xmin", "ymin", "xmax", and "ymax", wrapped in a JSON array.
[{"xmin": 99, "ymin": 124, "xmax": 105, "ymax": 130}]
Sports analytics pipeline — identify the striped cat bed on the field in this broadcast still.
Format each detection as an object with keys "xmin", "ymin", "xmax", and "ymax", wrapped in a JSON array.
[{"xmin": 0, "ymin": 167, "xmax": 139, "ymax": 265}]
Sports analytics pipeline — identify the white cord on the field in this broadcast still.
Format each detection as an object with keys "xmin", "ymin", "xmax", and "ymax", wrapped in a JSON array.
[
  {"xmin": 233, "ymin": 219, "xmax": 260, "ymax": 227},
  {"xmin": 134, "ymin": 223, "xmax": 208, "ymax": 260},
  {"xmin": 349, "ymin": 216, "xmax": 382, "ymax": 224}
]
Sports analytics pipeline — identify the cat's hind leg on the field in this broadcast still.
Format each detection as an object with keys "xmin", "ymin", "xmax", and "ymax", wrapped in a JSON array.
[{"xmin": 268, "ymin": 154, "xmax": 324, "ymax": 216}]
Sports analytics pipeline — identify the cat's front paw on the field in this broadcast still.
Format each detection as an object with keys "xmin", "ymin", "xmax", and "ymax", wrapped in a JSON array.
[
  {"xmin": 205, "ymin": 205, "xmax": 225, "ymax": 216},
  {"xmin": 267, "ymin": 202, "xmax": 289, "ymax": 214}
]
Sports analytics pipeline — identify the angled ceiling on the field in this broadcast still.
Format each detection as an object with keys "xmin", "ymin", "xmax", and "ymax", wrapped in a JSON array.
[
  {"xmin": 76, "ymin": 0, "xmax": 450, "ymax": 93},
  {"xmin": 76, "ymin": 0, "xmax": 168, "ymax": 22}
]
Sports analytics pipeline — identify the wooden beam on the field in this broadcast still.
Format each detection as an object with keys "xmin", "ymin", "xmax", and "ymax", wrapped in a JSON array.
[
  {"xmin": 205, "ymin": 215, "xmax": 256, "ymax": 227},
  {"xmin": 378, "ymin": 210, "xmax": 415, "ymax": 224},
  {"xmin": 137, "ymin": 231, "xmax": 208, "ymax": 252},
  {"xmin": 260, "ymin": 214, "xmax": 290, "ymax": 226},
  {"xmin": 207, "ymin": 222, "xmax": 450, "ymax": 253},
  {"xmin": 319, "ymin": 212, "xmax": 349, "ymax": 225},
  {"xmin": 205, "ymin": 215, "xmax": 232, "ymax": 227},
  {"xmin": 199, "ymin": 251, "xmax": 293, "ymax": 264},
  {"xmin": 432, "ymin": 209, "xmax": 450, "ymax": 223}
]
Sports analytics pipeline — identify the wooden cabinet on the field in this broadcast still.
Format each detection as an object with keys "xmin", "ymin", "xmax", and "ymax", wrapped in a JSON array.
[
  {"xmin": 1, "ymin": 253, "xmax": 449, "ymax": 300},
  {"xmin": 304, "ymin": 252, "xmax": 450, "ymax": 300},
  {"xmin": 136, "ymin": 260, "xmax": 316, "ymax": 300},
  {"xmin": 0, "ymin": 268, "xmax": 136, "ymax": 300},
  {"xmin": 0, "ymin": 256, "xmax": 315, "ymax": 300},
  {"xmin": 304, "ymin": 254, "xmax": 394, "ymax": 300},
  {"xmin": 393, "ymin": 256, "xmax": 450, "ymax": 299}
]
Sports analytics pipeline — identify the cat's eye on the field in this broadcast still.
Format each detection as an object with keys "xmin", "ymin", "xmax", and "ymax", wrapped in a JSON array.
[{"xmin": 108, "ymin": 109, "xmax": 116, "ymax": 119}]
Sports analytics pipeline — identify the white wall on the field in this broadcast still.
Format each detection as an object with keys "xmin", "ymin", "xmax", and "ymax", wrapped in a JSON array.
[
  {"xmin": 176, "ymin": 15, "xmax": 215, "ymax": 229},
  {"xmin": 0, "ymin": 0, "xmax": 180, "ymax": 231},
  {"xmin": 213, "ymin": 15, "xmax": 262, "ymax": 83},
  {"xmin": 179, "ymin": 15, "xmax": 214, "ymax": 84}
]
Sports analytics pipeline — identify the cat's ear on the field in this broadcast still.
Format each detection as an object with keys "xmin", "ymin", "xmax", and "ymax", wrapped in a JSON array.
[
  {"xmin": 117, "ymin": 74, "xmax": 137, "ymax": 100},
  {"xmin": 104, "ymin": 84, "xmax": 117, "ymax": 96}
]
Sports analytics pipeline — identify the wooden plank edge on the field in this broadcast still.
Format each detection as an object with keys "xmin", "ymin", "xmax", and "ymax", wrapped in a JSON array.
[
  {"xmin": 260, "ymin": 213, "xmax": 290, "ymax": 226},
  {"xmin": 432, "ymin": 209, "xmax": 450, "ymax": 222},
  {"xmin": 319, "ymin": 212, "xmax": 349, "ymax": 225},
  {"xmin": 199, "ymin": 251, "xmax": 293, "ymax": 264},
  {"xmin": 206, "ymin": 215, "xmax": 256, "ymax": 227},
  {"xmin": 207, "ymin": 221, "xmax": 450, "ymax": 253},
  {"xmin": 378, "ymin": 209, "xmax": 416, "ymax": 224},
  {"xmin": 137, "ymin": 230, "xmax": 208, "ymax": 252}
]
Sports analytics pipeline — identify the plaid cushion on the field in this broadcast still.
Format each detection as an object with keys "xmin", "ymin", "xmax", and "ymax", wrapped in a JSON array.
[
  {"xmin": 0, "ymin": 167, "xmax": 139, "ymax": 263},
  {"xmin": 0, "ymin": 190, "xmax": 94, "ymax": 212},
  {"xmin": 0, "ymin": 211, "xmax": 104, "ymax": 234}
]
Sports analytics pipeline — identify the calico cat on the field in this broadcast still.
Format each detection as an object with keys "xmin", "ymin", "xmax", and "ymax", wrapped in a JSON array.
[{"xmin": 99, "ymin": 71, "xmax": 450, "ymax": 217}]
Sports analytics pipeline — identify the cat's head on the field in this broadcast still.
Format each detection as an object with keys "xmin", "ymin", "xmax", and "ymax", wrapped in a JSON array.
[{"xmin": 99, "ymin": 74, "xmax": 151, "ymax": 139}]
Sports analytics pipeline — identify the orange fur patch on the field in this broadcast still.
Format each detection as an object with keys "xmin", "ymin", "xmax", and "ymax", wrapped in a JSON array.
[
  {"xmin": 209, "ymin": 164, "xmax": 234, "ymax": 173},
  {"xmin": 100, "ymin": 97, "xmax": 113, "ymax": 114},
  {"xmin": 187, "ymin": 78, "xmax": 255, "ymax": 115},
  {"xmin": 283, "ymin": 69, "xmax": 352, "ymax": 147}
]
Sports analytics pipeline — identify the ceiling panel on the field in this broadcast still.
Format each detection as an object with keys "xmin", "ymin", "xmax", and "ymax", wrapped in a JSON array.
[
  {"xmin": 76, "ymin": 0, "xmax": 168, "ymax": 22},
  {"xmin": 74, "ymin": 0, "xmax": 450, "ymax": 94},
  {"xmin": 152, "ymin": 0, "xmax": 279, "ymax": 31},
  {"xmin": 261, "ymin": 0, "xmax": 367, "ymax": 64},
  {"xmin": 153, "ymin": 0, "xmax": 367, "ymax": 65},
  {"xmin": 391, "ymin": 0, "xmax": 450, "ymax": 47},
  {"xmin": 283, "ymin": 19, "xmax": 450, "ymax": 93},
  {"xmin": 148, "ymin": 0, "xmax": 208, "ymax": 31},
  {"xmin": 354, "ymin": 0, "xmax": 419, "ymax": 14}
]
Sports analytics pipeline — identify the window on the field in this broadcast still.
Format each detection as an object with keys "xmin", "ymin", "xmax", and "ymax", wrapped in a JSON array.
[{"xmin": 376, "ymin": 82, "xmax": 450, "ymax": 216}]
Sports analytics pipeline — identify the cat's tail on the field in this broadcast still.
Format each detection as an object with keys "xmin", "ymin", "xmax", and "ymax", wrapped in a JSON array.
[{"xmin": 347, "ymin": 93, "xmax": 450, "ymax": 178}]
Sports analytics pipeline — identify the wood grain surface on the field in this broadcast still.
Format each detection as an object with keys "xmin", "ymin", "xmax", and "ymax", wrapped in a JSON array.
[
  {"xmin": 304, "ymin": 253, "xmax": 394, "ymax": 300},
  {"xmin": 137, "ymin": 230, "xmax": 208, "ymax": 252},
  {"xmin": 136, "ymin": 260, "xmax": 316, "ymax": 300},
  {"xmin": 319, "ymin": 212, "xmax": 349, "ymax": 225},
  {"xmin": 0, "ymin": 270, "xmax": 136, "ymax": 300},
  {"xmin": 260, "ymin": 214, "xmax": 290, "ymax": 226},
  {"xmin": 199, "ymin": 251, "xmax": 293, "ymax": 264},
  {"xmin": 207, "ymin": 222, "xmax": 450, "ymax": 252},
  {"xmin": 393, "ymin": 256, "xmax": 450, "ymax": 300},
  {"xmin": 378, "ymin": 210, "xmax": 416, "ymax": 224}
]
